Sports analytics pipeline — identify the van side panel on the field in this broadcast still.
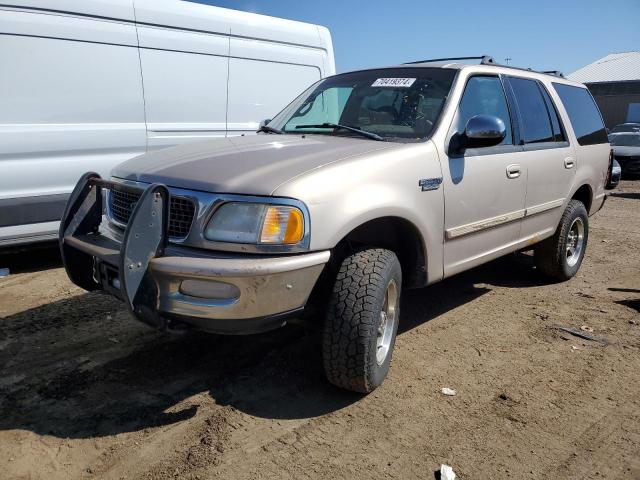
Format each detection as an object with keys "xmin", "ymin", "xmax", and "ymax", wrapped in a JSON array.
[
  {"xmin": 136, "ymin": 25, "xmax": 230, "ymax": 150},
  {"xmin": 134, "ymin": 0, "xmax": 330, "ymax": 137},
  {"xmin": 226, "ymin": 38, "xmax": 322, "ymax": 135},
  {"xmin": 317, "ymin": 25, "xmax": 336, "ymax": 76},
  {"xmin": 0, "ymin": 8, "xmax": 146, "ymax": 244},
  {"xmin": 0, "ymin": 0, "xmax": 335, "ymax": 246}
]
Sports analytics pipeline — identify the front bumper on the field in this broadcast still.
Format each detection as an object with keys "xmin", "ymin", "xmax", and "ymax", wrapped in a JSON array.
[
  {"xmin": 59, "ymin": 173, "xmax": 329, "ymax": 334},
  {"xmin": 615, "ymin": 156, "xmax": 640, "ymax": 174},
  {"xmin": 150, "ymin": 251, "xmax": 329, "ymax": 333}
]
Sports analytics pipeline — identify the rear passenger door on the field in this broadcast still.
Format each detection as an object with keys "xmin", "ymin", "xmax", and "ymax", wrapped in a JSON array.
[
  {"xmin": 442, "ymin": 75, "xmax": 526, "ymax": 277},
  {"xmin": 505, "ymin": 76, "xmax": 576, "ymax": 242}
]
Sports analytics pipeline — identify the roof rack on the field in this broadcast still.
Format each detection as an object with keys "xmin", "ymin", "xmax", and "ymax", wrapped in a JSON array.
[
  {"xmin": 541, "ymin": 70, "xmax": 565, "ymax": 78},
  {"xmin": 404, "ymin": 55, "xmax": 496, "ymax": 65},
  {"xmin": 404, "ymin": 55, "xmax": 568, "ymax": 80}
]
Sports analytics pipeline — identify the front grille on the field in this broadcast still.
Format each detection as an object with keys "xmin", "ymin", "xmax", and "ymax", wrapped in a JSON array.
[
  {"xmin": 109, "ymin": 188, "xmax": 195, "ymax": 238},
  {"xmin": 109, "ymin": 189, "xmax": 140, "ymax": 226},
  {"xmin": 168, "ymin": 196, "xmax": 196, "ymax": 238}
]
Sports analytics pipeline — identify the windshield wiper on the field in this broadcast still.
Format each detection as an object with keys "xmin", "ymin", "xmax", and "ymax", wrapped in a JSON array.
[
  {"xmin": 257, "ymin": 124, "xmax": 283, "ymax": 134},
  {"xmin": 295, "ymin": 123, "xmax": 385, "ymax": 141}
]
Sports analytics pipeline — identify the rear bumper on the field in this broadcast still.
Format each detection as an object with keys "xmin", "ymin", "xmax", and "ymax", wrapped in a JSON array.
[{"xmin": 59, "ymin": 173, "xmax": 329, "ymax": 334}]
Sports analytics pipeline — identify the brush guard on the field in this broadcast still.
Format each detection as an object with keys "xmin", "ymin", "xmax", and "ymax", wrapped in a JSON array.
[{"xmin": 59, "ymin": 172, "xmax": 170, "ymax": 329}]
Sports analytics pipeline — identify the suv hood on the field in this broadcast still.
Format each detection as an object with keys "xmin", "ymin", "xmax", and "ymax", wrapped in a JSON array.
[{"xmin": 112, "ymin": 135, "xmax": 398, "ymax": 195}]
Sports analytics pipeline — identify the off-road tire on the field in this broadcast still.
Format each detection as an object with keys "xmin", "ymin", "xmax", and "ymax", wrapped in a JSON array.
[
  {"xmin": 322, "ymin": 248, "xmax": 401, "ymax": 393},
  {"xmin": 534, "ymin": 199, "xmax": 589, "ymax": 281}
]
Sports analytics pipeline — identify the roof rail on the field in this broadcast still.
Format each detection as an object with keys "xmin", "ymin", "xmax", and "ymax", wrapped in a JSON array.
[
  {"xmin": 403, "ymin": 56, "xmax": 567, "ymax": 80},
  {"xmin": 404, "ymin": 55, "xmax": 495, "ymax": 65},
  {"xmin": 541, "ymin": 70, "xmax": 565, "ymax": 78}
]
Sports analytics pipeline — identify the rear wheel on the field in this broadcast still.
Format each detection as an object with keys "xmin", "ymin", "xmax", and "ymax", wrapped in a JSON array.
[
  {"xmin": 534, "ymin": 199, "xmax": 589, "ymax": 281},
  {"xmin": 322, "ymin": 248, "xmax": 401, "ymax": 393}
]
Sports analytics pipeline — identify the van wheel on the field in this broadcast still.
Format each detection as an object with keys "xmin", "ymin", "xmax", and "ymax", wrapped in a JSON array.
[
  {"xmin": 534, "ymin": 199, "xmax": 589, "ymax": 281},
  {"xmin": 322, "ymin": 248, "xmax": 401, "ymax": 393}
]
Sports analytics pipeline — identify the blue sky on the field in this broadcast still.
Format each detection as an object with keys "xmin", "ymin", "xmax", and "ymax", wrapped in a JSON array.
[{"xmin": 189, "ymin": 0, "xmax": 638, "ymax": 75}]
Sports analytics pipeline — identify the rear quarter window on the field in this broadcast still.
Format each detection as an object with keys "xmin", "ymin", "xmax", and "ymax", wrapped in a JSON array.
[{"xmin": 552, "ymin": 83, "xmax": 608, "ymax": 146}]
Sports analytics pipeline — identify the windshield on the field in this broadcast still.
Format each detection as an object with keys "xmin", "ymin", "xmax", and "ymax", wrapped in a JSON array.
[
  {"xmin": 268, "ymin": 68, "xmax": 456, "ymax": 142},
  {"xmin": 609, "ymin": 133, "xmax": 640, "ymax": 147}
]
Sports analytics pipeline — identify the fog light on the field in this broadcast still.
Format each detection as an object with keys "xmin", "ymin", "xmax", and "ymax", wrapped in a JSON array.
[{"xmin": 179, "ymin": 280, "xmax": 240, "ymax": 300}]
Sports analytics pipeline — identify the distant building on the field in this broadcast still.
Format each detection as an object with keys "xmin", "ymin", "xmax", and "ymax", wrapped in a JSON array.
[{"xmin": 568, "ymin": 52, "xmax": 640, "ymax": 128}]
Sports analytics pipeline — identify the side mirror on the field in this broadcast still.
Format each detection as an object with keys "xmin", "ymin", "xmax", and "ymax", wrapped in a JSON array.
[
  {"xmin": 260, "ymin": 118, "xmax": 272, "ymax": 128},
  {"xmin": 450, "ymin": 115, "xmax": 506, "ymax": 154}
]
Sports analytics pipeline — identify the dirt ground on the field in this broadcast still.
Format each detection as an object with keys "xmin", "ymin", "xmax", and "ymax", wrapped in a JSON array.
[{"xmin": 1, "ymin": 181, "xmax": 639, "ymax": 480}]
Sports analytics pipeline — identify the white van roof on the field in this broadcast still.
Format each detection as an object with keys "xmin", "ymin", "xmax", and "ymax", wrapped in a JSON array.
[
  {"xmin": 8, "ymin": 0, "xmax": 331, "ymax": 49},
  {"xmin": 5, "ymin": 0, "xmax": 137, "ymax": 20},
  {"xmin": 136, "ymin": 0, "xmax": 328, "ymax": 49}
]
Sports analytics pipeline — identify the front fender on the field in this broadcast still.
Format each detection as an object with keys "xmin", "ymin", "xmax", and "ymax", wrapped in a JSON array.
[{"xmin": 273, "ymin": 141, "xmax": 446, "ymax": 284}]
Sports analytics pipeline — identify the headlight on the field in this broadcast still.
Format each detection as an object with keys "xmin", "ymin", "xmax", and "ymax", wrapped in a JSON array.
[{"xmin": 204, "ymin": 202, "xmax": 305, "ymax": 245}]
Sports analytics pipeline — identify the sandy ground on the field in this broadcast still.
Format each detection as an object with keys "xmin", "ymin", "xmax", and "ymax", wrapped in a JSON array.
[{"xmin": 0, "ymin": 181, "xmax": 638, "ymax": 480}]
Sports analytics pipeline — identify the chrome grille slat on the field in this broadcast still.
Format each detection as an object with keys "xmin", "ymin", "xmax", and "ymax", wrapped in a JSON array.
[{"xmin": 109, "ymin": 189, "xmax": 195, "ymax": 238}]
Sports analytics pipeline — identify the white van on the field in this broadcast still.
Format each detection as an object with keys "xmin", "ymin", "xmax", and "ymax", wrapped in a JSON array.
[{"xmin": 0, "ymin": 0, "xmax": 335, "ymax": 246}]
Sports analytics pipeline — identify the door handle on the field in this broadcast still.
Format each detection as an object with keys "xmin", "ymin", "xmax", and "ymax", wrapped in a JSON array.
[
  {"xmin": 564, "ymin": 157, "xmax": 575, "ymax": 169},
  {"xmin": 506, "ymin": 164, "xmax": 521, "ymax": 179}
]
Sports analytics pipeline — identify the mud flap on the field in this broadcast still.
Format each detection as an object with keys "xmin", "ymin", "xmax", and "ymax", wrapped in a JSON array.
[
  {"xmin": 119, "ymin": 184, "xmax": 170, "ymax": 329},
  {"xmin": 59, "ymin": 172, "xmax": 103, "ymax": 291}
]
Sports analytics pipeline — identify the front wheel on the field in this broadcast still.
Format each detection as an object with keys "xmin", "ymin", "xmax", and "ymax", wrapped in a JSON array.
[
  {"xmin": 534, "ymin": 199, "xmax": 589, "ymax": 281},
  {"xmin": 322, "ymin": 248, "xmax": 401, "ymax": 393}
]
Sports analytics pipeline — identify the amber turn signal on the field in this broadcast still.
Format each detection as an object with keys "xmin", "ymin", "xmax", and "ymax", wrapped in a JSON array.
[{"xmin": 260, "ymin": 206, "xmax": 304, "ymax": 244}]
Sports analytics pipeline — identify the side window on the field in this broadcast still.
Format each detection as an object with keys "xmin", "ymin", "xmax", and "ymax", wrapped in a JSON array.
[
  {"xmin": 539, "ymin": 85, "xmax": 566, "ymax": 142},
  {"xmin": 508, "ymin": 77, "xmax": 554, "ymax": 144},
  {"xmin": 552, "ymin": 83, "xmax": 608, "ymax": 146},
  {"xmin": 457, "ymin": 76, "xmax": 513, "ymax": 145}
]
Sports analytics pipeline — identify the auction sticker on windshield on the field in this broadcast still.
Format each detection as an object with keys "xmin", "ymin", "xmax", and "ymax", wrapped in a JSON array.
[{"xmin": 372, "ymin": 78, "xmax": 416, "ymax": 87}]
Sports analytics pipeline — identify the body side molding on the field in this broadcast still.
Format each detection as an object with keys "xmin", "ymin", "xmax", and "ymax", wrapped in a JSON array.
[{"xmin": 446, "ymin": 198, "xmax": 565, "ymax": 239}]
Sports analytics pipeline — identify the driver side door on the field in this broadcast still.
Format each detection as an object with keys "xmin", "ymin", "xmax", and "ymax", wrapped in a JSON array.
[{"xmin": 441, "ymin": 74, "xmax": 527, "ymax": 277}]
